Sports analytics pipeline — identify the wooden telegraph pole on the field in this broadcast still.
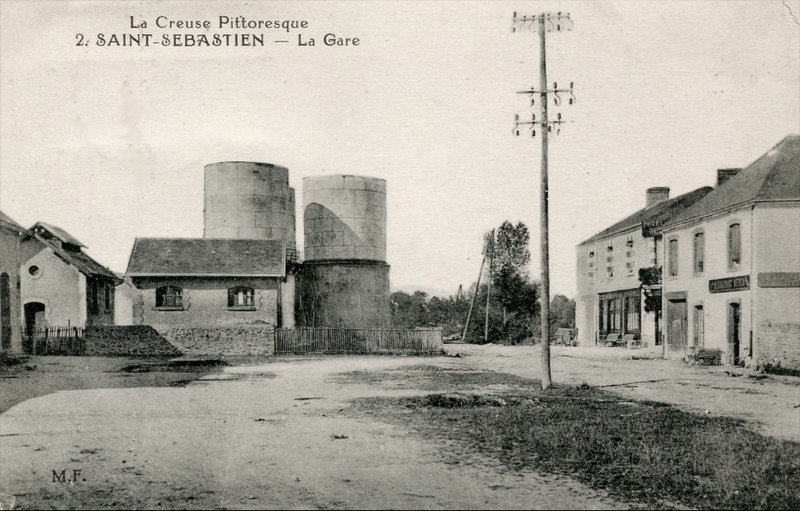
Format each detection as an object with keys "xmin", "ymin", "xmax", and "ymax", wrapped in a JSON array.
[
  {"xmin": 511, "ymin": 11, "xmax": 574, "ymax": 390},
  {"xmin": 461, "ymin": 253, "xmax": 486, "ymax": 343},
  {"xmin": 484, "ymin": 229, "xmax": 495, "ymax": 343}
]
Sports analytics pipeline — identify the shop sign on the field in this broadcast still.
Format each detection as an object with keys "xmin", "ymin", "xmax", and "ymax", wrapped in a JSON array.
[
  {"xmin": 757, "ymin": 272, "xmax": 800, "ymax": 288},
  {"xmin": 641, "ymin": 219, "xmax": 665, "ymax": 238},
  {"xmin": 709, "ymin": 275, "xmax": 750, "ymax": 293}
]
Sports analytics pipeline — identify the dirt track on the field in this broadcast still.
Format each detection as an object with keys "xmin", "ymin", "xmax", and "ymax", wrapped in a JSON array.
[{"xmin": 1, "ymin": 345, "xmax": 798, "ymax": 509}]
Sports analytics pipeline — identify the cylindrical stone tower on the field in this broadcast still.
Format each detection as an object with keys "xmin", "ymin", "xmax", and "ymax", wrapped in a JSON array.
[
  {"xmin": 203, "ymin": 161, "xmax": 296, "ymax": 248},
  {"xmin": 298, "ymin": 175, "xmax": 390, "ymax": 328}
]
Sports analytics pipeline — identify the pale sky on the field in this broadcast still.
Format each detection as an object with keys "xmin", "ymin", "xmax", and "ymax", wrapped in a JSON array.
[{"xmin": 1, "ymin": 1, "xmax": 798, "ymax": 298}]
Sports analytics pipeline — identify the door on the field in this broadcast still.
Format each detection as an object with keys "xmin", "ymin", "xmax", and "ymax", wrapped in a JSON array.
[
  {"xmin": 1, "ymin": 273, "xmax": 10, "ymax": 350},
  {"xmin": 24, "ymin": 302, "xmax": 46, "ymax": 336},
  {"xmin": 666, "ymin": 299, "xmax": 688, "ymax": 355},
  {"xmin": 728, "ymin": 302, "xmax": 741, "ymax": 365}
]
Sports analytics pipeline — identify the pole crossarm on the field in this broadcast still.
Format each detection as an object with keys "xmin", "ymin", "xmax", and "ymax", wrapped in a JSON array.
[{"xmin": 511, "ymin": 11, "xmax": 574, "ymax": 33}]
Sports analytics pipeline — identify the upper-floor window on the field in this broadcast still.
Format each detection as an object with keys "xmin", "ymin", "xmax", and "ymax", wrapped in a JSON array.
[
  {"xmin": 728, "ymin": 223, "xmax": 741, "ymax": 268},
  {"xmin": 693, "ymin": 232, "xmax": 705, "ymax": 273},
  {"xmin": 668, "ymin": 238, "xmax": 679, "ymax": 277},
  {"xmin": 228, "ymin": 286, "xmax": 255, "ymax": 308},
  {"xmin": 156, "ymin": 286, "xmax": 183, "ymax": 309}
]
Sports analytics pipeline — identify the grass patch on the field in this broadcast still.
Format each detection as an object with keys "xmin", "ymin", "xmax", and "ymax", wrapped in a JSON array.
[
  {"xmin": 337, "ymin": 365, "xmax": 538, "ymax": 391},
  {"xmin": 762, "ymin": 363, "xmax": 800, "ymax": 378},
  {"xmin": 351, "ymin": 373, "xmax": 800, "ymax": 510}
]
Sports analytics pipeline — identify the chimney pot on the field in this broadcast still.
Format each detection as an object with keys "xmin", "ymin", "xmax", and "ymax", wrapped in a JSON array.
[
  {"xmin": 717, "ymin": 168, "xmax": 742, "ymax": 187},
  {"xmin": 646, "ymin": 187, "xmax": 670, "ymax": 207}
]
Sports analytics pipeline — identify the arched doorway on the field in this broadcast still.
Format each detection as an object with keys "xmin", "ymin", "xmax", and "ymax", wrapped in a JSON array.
[{"xmin": 1, "ymin": 273, "xmax": 11, "ymax": 350}]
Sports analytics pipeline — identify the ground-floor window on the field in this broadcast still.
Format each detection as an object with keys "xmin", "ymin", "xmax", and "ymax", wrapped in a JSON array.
[
  {"xmin": 599, "ymin": 289, "xmax": 640, "ymax": 337},
  {"xmin": 156, "ymin": 286, "xmax": 183, "ymax": 309},
  {"xmin": 228, "ymin": 286, "xmax": 255, "ymax": 307}
]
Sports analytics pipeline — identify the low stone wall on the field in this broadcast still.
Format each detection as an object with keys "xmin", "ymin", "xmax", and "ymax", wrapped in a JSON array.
[
  {"xmin": 757, "ymin": 321, "xmax": 800, "ymax": 370},
  {"xmin": 156, "ymin": 324, "xmax": 275, "ymax": 356},
  {"xmin": 84, "ymin": 326, "xmax": 183, "ymax": 357}
]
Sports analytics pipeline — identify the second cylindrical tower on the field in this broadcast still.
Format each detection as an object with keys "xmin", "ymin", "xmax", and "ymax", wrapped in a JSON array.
[{"xmin": 302, "ymin": 175, "xmax": 386, "ymax": 261}]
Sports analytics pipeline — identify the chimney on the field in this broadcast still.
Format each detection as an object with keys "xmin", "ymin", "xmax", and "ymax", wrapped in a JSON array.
[
  {"xmin": 646, "ymin": 187, "xmax": 670, "ymax": 207},
  {"xmin": 717, "ymin": 168, "xmax": 741, "ymax": 187}
]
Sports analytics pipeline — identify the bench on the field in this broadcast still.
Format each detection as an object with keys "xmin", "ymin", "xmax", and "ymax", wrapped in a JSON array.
[
  {"xmin": 622, "ymin": 333, "xmax": 643, "ymax": 349},
  {"xmin": 601, "ymin": 333, "xmax": 622, "ymax": 347},
  {"xmin": 692, "ymin": 348, "xmax": 723, "ymax": 366}
]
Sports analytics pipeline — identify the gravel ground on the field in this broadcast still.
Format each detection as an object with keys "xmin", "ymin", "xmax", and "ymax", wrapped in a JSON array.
[{"xmin": 1, "ymin": 345, "xmax": 798, "ymax": 509}]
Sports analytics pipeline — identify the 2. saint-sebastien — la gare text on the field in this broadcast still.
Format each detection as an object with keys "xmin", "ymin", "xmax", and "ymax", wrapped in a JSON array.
[{"xmin": 94, "ymin": 15, "xmax": 361, "ymax": 47}]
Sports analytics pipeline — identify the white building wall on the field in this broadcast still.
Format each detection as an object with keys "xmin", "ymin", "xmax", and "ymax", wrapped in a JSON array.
[
  {"xmin": 662, "ymin": 206, "xmax": 753, "ymax": 363},
  {"xmin": 20, "ymin": 248, "xmax": 86, "ymax": 328}
]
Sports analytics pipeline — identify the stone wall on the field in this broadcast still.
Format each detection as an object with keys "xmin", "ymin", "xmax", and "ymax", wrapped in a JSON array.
[
  {"xmin": 296, "ymin": 260, "xmax": 391, "ymax": 328},
  {"xmin": 757, "ymin": 321, "xmax": 800, "ymax": 370},
  {"xmin": 84, "ymin": 326, "xmax": 183, "ymax": 357},
  {"xmin": 156, "ymin": 324, "xmax": 275, "ymax": 356}
]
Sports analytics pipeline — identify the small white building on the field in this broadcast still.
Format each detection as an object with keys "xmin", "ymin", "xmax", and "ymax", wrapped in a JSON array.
[
  {"xmin": 659, "ymin": 135, "xmax": 800, "ymax": 369},
  {"xmin": 20, "ymin": 222, "xmax": 121, "ymax": 335}
]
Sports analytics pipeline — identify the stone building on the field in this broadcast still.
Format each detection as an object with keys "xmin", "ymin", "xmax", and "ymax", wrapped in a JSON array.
[
  {"xmin": 125, "ymin": 238, "xmax": 288, "ymax": 328},
  {"xmin": 575, "ymin": 187, "xmax": 713, "ymax": 347},
  {"xmin": 659, "ymin": 135, "xmax": 800, "ymax": 369}
]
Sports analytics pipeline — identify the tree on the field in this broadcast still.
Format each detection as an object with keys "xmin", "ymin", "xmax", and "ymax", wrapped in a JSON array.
[
  {"xmin": 490, "ymin": 221, "xmax": 531, "ymax": 329},
  {"xmin": 458, "ymin": 220, "xmax": 540, "ymax": 344},
  {"xmin": 638, "ymin": 266, "xmax": 662, "ymax": 314},
  {"xmin": 549, "ymin": 294, "xmax": 575, "ymax": 329}
]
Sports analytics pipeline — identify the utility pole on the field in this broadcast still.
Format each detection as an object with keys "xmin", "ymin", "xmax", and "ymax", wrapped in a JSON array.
[
  {"xmin": 511, "ymin": 11, "xmax": 574, "ymax": 390},
  {"xmin": 484, "ymin": 229, "xmax": 495, "ymax": 343},
  {"xmin": 461, "ymin": 253, "xmax": 486, "ymax": 343}
]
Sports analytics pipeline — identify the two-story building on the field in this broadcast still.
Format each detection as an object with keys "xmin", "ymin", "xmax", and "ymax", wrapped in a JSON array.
[
  {"xmin": 659, "ymin": 135, "xmax": 799, "ymax": 369},
  {"xmin": 576, "ymin": 186, "xmax": 713, "ymax": 347}
]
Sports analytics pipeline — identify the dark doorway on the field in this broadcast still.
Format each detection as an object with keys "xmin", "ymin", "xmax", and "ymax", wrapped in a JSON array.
[
  {"xmin": 666, "ymin": 299, "xmax": 688, "ymax": 354},
  {"xmin": 1, "ymin": 273, "xmax": 10, "ymax": 349},
  {"xmin": 728, "ymin": 302, "xmax": 741, "ymax": 365},
  {"xmin": 24, "ymin": 302, "xmax": 46, "ymax": 337}
]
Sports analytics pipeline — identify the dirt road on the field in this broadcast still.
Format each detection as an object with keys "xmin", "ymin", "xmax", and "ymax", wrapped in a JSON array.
[{"xmin": 1, "ymin": 346, "xmax": 797, "ymax": 509}]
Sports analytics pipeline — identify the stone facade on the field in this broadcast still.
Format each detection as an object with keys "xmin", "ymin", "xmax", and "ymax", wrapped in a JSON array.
[
  {"xmin": 83, "ymin": 326, "xmax": 182, "ymax": 357},
  {"xmin": 297, "ymin": 260, "xmax": 391, "ymax": 328},
  {"xmin": 757, "ymin": 322, "xmax": 800, "ymax": 369},
  {"xmin": 157, "ymin": 324, "xmax": 275, "ymax": 356}
]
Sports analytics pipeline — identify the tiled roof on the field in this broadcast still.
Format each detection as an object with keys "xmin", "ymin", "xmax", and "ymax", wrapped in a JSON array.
[
  {"xmin": 0, "ymin": 210, "xmax": 27, "ymax": 235},
  {"xmin": 34, "ymin": 234, "xmax": 121, "ymax": 283},
  {"xmin": 126, "ymin": 238, "xmax": 286, "ymax": 277},
  {"xmin": 663, "ymin": 135, "xmax": 800, "ymax": 229},
  {"xmin": 32, "ymin": 222, "xmax": 86, "ymax": 247},
  {"xmin": 579, "ymin": 186, "xmax": 713, "ymax": 245}
]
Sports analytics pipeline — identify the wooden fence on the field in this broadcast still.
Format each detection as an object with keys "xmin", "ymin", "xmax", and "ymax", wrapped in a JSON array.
[
  {"xmin": 275, "ymin": 327, "xmax": 443, "ymax": 355},
  {"xmin": 23, "ymin": 326, "xmax": 86, "ymax": 355}
]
